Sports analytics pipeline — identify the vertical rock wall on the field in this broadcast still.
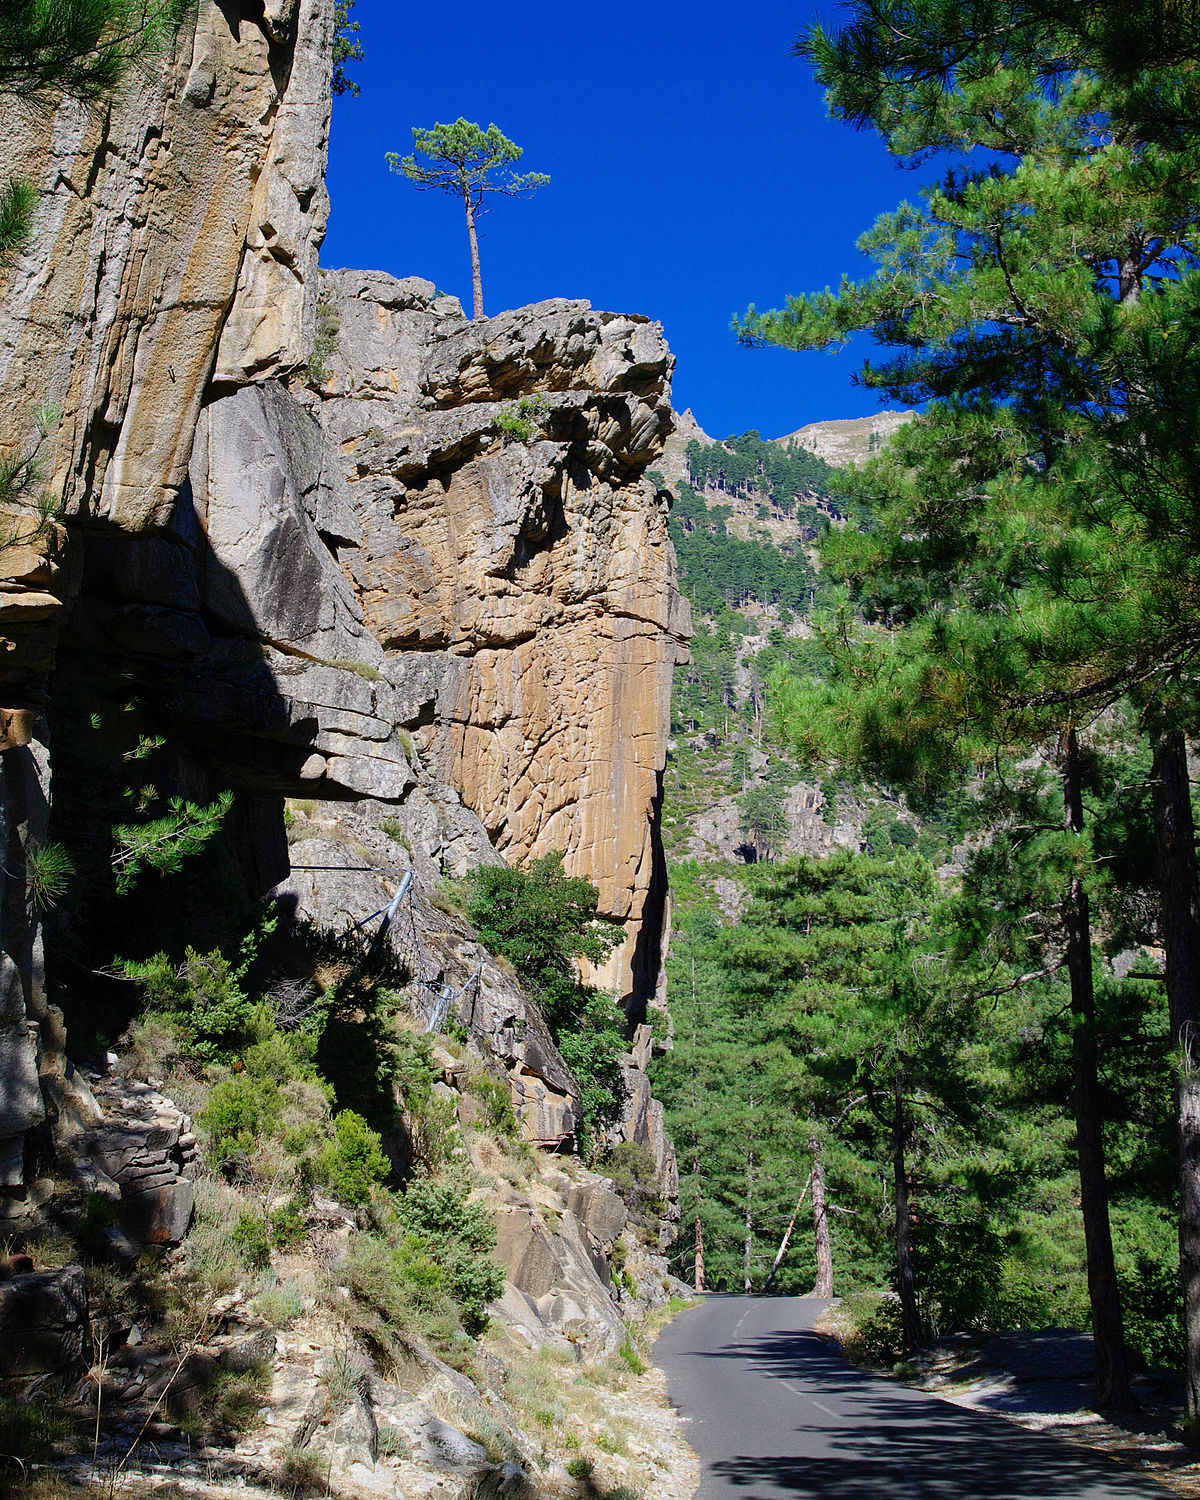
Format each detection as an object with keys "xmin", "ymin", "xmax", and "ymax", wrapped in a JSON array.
[
  {"xmin": 0, "ymin": 0, "xmax": 336, "ymax": 1193},
  {"xmin": 310, "ymin": 276, "xmax": 692, "ymax": 1017},
  {"xmin": 0, "ymin": 7, "xmax": 688, "ymax": 1196}
]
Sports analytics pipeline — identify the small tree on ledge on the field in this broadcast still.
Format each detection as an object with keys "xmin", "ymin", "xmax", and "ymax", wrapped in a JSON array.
[{"xmin": 386, "ymin": 118, "xmax": 548, "ymax": 321}]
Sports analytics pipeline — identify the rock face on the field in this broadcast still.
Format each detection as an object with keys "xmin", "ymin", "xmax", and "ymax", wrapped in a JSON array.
[
  {"xmin": 0, "ymin": 0, "xmax": 332, "ymax": 539},
  {"xmin": 309, "ymin": 273, "xmax": 691, "ymax": 1015},
  {"xmin": 0, "ymin": 0, "xmax": 685, "ymax": 1218},
  {"xmin": 778, "ymin": 409, "xmax": 915, "ymax": 466}
]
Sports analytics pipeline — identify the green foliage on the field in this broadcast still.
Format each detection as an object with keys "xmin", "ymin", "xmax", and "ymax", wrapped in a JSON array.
[
  {"xmin": 231, "ymin": 1211, "xmax": 272, "ymax": 1270},
  {"xmin": 315, "ymin": 1109, "xmax": 390, "ymax": 1205},
  {"xmin": 471, "ymin": 1070, "xmax": 518, "ymax": 1139},
  {"xmin": 462, "ymin": 851, "xmax": 625, "ymax": 1152},
  {"xmin": 496, "ymin": 394, "xmax": 549, "ymax": 443},
  {"xmin": 669, "ymin": 481, "xmax": 821, "ymax": 619},
  {"xmin": 252, "ymin": 1281, "xmax": 306, "ymax": 1328},
  {"xmin": 0, "ymin": 1393, "xmax": 69, "ymax": 1479},
  {"xmin": 1121, "ymin": 1255, "xmax": 1183, "ymax": 1371},
  {"xmin": 736, "ymin": 783, "xmax": 788, "ymax": 862},
  {"xmin": 201, "ymin": 1072, "xmax": 283, "ymax": 1166},
  {"xmin": 387, "ymin": 118, "xmax": 548, "ymax": 203},
  {"xmin": 0, "ymin": 0, "xmax": 186, "ymax": 109},
  {"xmin": 341, "ymin": 1173, "xmax": 503, "ymax": 1347},
  {"xmin": 110, "ymin": 789, "xmax": 232, "ymax": 894},
  {"xmin": 603, "ymin": 1141, "xmax": 666, "ymax": 1227},
  {"xmin": 269, "ymin": 1197, "xmax": 308, "ymax": 1251},
  {"xmin": 618, "ymin": 1336, "xmax": 647, "ymax": 1375},
  {"xmin": 305, "ymin": 294, "xmax": 341, "ymax": 384},
  {"xmin": 0, "ymin": 176, "xmax": 35, "ymax": 265},
  {"xmin": 394, "ymin": 1173, "xmax": 505, "ymax": 1335},
  {"xmin": 121, "ymin": 942, "xmax": 264, "ymax": 1062},
  {"xmin": 331, "ymin": 0, "xmax": 361, "ymax": 97},
  {"xmin": 24, "ymin": 838, "xmax": 73, "ymax": 910}
]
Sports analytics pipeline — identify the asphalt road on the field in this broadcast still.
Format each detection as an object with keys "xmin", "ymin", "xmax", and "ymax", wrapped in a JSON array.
[{"xmin": 654, "ymin": 1295, "xmax": 1167, "ymax": 1499}]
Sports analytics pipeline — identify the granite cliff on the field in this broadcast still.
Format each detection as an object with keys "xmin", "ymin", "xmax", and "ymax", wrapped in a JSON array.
[
  {"xmin": 0, "ymin": 5, "xmax": 695, "ymax": 1482},
  {"xmin": 0, "ymin": 0, "xmax": 688, "ymax": 1183}
]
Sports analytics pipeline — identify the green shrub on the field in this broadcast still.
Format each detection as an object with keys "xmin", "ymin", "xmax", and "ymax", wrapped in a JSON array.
[
  {"xmin": 201, "ymin": 1071, "xmax": 283, "ymax": 1166},
  {"xmin": 566, "ymin": 1456, "xmax": 594, "ymax": 1480},
  {"xmin": 472, "ymin": 1071, "xmax": 518, "ymax": 1139},
  {"xmin": 396, "ymin": 1174, "xmax": 505, "ymax": 1335},
  {"xmin": 618, "ymin": 1336, "xmax": 647, "ymax": 1375},
  {"xmin": 1122, "ymin": 1255, "xmax": 1183, "ymax": 1370},
  {"xmin": 315, "ymin": 1110, "xmax": 389, "ymax": 1204},
  {"xmin": 253, "ymin": 1282, "xmax": 306, "ymax": 1328},
  {"xmin": 169, "ymin": 1364, "xmax": 269, "ymax": 1444},
  {"xmin": 343, "ymin": 1229, "xmax": 451, "ymax": 1336},
  {"xmin": 377, "ymin": 1423, "xmax": 410, "ymax": 1458},
  {"xmin": 123, "ymin": 945, "xmax": 260, "ymax": 1061},
  {"xmin": 0, "ymin": 1393, "xmax": 69, "ymax": 1477},
  {"xmin": 461, "ymin": 852, "xmax": 624, "ymax": 1153},
  {"xmin": 270, "ymin": 1196, "xmax": 308, "ymax": 1250},
  {"xmin": 602, "ymin": 1142, "xmax": 666, "ymax": 1225},
  {"xmin": 232, "ymin": 1211, "xmax": 272, "ymax": 1270}
]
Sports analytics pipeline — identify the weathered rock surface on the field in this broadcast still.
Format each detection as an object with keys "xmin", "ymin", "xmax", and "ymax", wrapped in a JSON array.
[
  {"xmin": 0, "ymin": 0, "xmax": 683, "ymax": 1253},
  {"xmin": 311, "ymin": 272, "xmax": 691, "ymax": 1018},
  {"xmin": 0, "ymin": 0, "xmax": 333, "ymax": 538},
  {"xmin": 83, "ymin": 1076, "xmax": 198, "ymax": 1246},
  {"xmin": 0, "ymin": 1265, "xmax": 90, "ymax": 1380}
]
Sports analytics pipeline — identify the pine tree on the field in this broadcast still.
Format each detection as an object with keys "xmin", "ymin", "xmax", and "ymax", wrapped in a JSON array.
[
  {"xmin": 740, "ymin": 0, "xmax": 1200, "ymax": 1411},
  {"xmin": 386, "ymin": 120, "xmax": 548, "ymax": 321}
]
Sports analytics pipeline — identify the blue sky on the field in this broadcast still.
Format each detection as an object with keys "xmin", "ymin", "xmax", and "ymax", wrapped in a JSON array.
[{"xmin": 321, "ymin": 0, "xmax": 930, "ymax": 440}]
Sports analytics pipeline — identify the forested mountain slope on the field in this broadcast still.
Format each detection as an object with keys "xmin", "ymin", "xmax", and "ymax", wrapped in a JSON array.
[{"xmin": 649, "ymin": 419, "xmax": 1178, "ymax": 1391}]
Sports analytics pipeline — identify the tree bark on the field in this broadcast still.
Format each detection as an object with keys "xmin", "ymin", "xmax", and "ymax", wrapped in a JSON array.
[
  {"xmin": 1060, "ymin": 724, "xmax": 1136, "ymax": 1410},
  {"xmin": 1151, "ymin": 725, "xmax": 1200, "ymax": 1419},
  {"xmin": 463, "ymin": 192, "xmax": 484, "ymax": 320},
  {"xmin": 694, "ymin": 1214, "xmax": 705, "ymax": 1293},
  {"xmin": 811, "ymin": 1135, "xmax": 834, "ymax": 1298},
  {"xmin": 892, "ymin": 1084, "xmax": 921, "ymax": 1354},
  {"xmin": 744, "ymin": 1087, "xmax": 756, "ymax": 1292}
]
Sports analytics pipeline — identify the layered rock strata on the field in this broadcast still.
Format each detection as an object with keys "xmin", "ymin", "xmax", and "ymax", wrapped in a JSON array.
[
  {"xmin": 0, "ymin": 0, "xmax": 686, "ymax": 1206},
  {"xmin": 307, "ymin": 273, "xmax": 691, "ymax": 1015}
]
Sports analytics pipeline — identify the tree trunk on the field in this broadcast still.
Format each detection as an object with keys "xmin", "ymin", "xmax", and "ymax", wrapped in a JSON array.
[
  {"xmin": 1151, "ymin": 725, "xmax": 1200, "ymax": 1419},
  {"xmin": 811, "ymin": 1135, "xmax": 833, "ymax": 1298},
  {"xmin": 892, "ymin": 1085, "xmax": 921, "ymax": 1354},
  {"xmin": 1060, "ymin": 724, "xmax": 1136, "ymax": 1410},
  {"xmin": 744, "ymin": 1088, "xmax": 755, "ymax": 1292},
  {"xmin": 463, "ymin": 193, "xmax": 484, "ymax": 320},
  {"xmin": 690, "ymin": 956, "xmax": 704, "ymax": 1293}
]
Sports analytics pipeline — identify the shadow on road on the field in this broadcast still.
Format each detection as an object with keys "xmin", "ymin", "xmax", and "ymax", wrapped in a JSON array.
[{"xmin": 688, "ymin": 1319, "xmax": 1159, "ymax": 1498}]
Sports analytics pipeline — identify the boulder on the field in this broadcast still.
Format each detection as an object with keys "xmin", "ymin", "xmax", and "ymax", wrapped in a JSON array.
[{"xmin": 0, "ymin": 1266, "xmax": 90, "ymax": 1379}]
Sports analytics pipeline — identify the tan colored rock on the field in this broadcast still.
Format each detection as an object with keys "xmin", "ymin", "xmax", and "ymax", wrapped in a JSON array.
[
  {"xmin": 778, "ymin": 408, "xmax": 915, "ymax": 466},
  {"xmin": 314, "ymin": 274, "xmax": 692, "ymax": 1013},
  {"xmin": 0, "ymin": 0, "xmax": 333, "ymax": 537}
]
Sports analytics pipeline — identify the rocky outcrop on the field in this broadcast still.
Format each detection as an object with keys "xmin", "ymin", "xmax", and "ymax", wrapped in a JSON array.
[
  {"xmin": 0, "ymin": 1265, "xmax": 90, "ymax": 1382},
  {"xmin": 273, "ymin": 797, "xmax": 584, "ymax": 1148},
  {"xmin": 0, "ymin": 0, "xmax": 337, "ymax": 1193},
  {"xmin": 0, "ymin": 0, "xmax": 332, "ymax": 540},
  {"xmin": 309, "ymin": 274, "xmax": 691, "ymax": 1018},
  {"xmin": 777, "ymin": 409, "xmax": 915, "ymax": 466},
  {"xmin": 83, "ymin": 1076, "xmax": 198, "ymax": 1247},
  {"xmin": 0, "ymin": 0, "xmax": 684, "ymax": 1223}
]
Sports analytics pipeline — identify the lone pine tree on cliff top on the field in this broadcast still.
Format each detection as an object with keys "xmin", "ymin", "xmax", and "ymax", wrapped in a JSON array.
[{"xmin": 387, "ymin": 119, "xmax": 548, "ymax": 321}]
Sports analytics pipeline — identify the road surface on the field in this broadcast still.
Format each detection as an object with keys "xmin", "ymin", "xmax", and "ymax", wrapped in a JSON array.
[{"xmin": 654, "ymin": 1295, "xmax": 1166, "ymax": 1499}]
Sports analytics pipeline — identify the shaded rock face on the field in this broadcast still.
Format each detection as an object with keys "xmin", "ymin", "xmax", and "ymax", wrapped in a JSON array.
[
  {"xmin": 0, "ymin": 0, "xmax": 684, "ymax": 1218},
  {"xmin": 271, "ymin": 797, "xmax": 584, "ymax": 1148},
  {"xmin": 0, "ymin": 1265, "xmax": 90, "ymax": 1381},
  {"xmin": 311, "ymin": 274, "xmax": 691, "ymax": 1017}
]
